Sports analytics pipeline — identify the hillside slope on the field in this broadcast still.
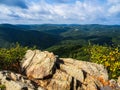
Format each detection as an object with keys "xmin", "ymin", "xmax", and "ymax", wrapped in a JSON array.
[
  {"xmin": 0, "ymin": 24, "xmax": 120, "ymax": 49},
  {"xmin": 0, "ymin": 24, "xmax": 61, "ymax": 49}
]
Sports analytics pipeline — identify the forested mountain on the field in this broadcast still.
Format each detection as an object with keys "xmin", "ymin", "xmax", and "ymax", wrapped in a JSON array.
[
  {"xmin": 0, "ymin": 24, "xmax": 61, "ymax": 49},
  {"xmin": 0, "ymin": 24, "xmax": 120, "ymax": 49},
  {"xmin": 16, "ymin": 24, "xmax": 120, "ymax": 45}
]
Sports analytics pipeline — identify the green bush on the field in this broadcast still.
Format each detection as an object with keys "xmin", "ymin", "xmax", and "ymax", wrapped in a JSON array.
[
  {"xmin": 0, "ymin": 43, "xmax": 28, "ymax": 72},
  {"xmin": 0, "ymin": 85, "xmax": 6, "ymax": 90},
  {"xmin": 90, "ymin": 45, "xmax": 120, "ymax": 79}
]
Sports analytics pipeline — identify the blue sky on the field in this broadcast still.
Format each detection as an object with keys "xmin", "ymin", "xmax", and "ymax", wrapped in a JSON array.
[{"xmin": 0, "ymin": 0, "xmax": 120, "ymax": 24}]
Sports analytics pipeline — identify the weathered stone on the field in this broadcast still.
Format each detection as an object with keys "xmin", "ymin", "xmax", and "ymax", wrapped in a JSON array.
[
  {"xmin": 58, "ymin": 63, "xmax": 84, "ymax": 83},
  {"xmin": 60, "ymin": 58, "xmax": 108, "ymax": 81},
  {"xmin": 46, "ymin": 70, "xmax": 73, "ymax": 90},
  {"xmin": 117, "ymin": 76, "xmax": 120, "ymax": 87},
  {"xmin": 37, "ymin": 87, "xmax": 45, "ymax": 90},
  {"xmin": 109, "ymin": 79, "xmax": 117, "ymax": 88},
  {"xmin": 22, "ymin": 50, "xmax": 57, "ymax": 79},
  {"xmin": 100, "ymin": 86, "xmax": 112, "ymax": 90},
  {"xmin": 83, "ymin": 74, "xmax": 102, "ymax": 90},
  {"xmin": 10, "ymin": 72, "xmax": 17, "ymax": 81},
  {"xmin": 20, "ymin": 50, "xmax": 110, "ymax": 90},
  {"xmin": 0, "ymin": 71, "xmax": 35, "ymax": 90},
  {"xmin": 116, "ymin": 76, "xmax": 120, "ymax": 90},
  {"xmin": 86, "ymin": 82, "xmax": 98, "ymax": 90}
]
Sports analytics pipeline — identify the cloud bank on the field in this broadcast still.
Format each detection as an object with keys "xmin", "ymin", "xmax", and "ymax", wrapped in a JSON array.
[{"xmin": 0, "ymin": 0, "xmax": 120, "ymax": 24}]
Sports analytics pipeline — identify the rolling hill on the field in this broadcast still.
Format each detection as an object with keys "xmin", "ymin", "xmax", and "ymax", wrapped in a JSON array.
[
  {"xmin": 0, "ymin": 24, "xmax": 120, "ymax": 49},
  {"xmin": 0, "ymin": 24, "xmax": 61, "ymax": 49}
]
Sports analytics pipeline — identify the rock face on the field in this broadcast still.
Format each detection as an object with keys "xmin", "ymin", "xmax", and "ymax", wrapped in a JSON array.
[
  {"xmin": 21, "ymin": 50, "xmax": 109, "ymax": 90},
  {"xmin": 1, "ymin": 50, "xmax": 119, "ymax": 90},
  {"xmin": 118, "ymin": 76, "xmax": 120, "ymax": 87},
  {"xmin": 22, "ymin": 50, "xmax": 56, "ymax": 79},
  {"xmin": 0, "ymin": 71, "xmax": 36, "ymax": 90}
]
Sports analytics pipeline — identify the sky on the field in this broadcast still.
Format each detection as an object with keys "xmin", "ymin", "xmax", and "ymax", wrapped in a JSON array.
[{"xmin": 0, "ymin": 0, "xmax": 120, "ymax": 24}]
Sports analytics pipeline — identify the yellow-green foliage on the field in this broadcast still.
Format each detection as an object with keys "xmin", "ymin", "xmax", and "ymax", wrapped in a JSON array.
[
  {"xmin": 0, "ymin": 85, "xmax": 6, "ymax": 90},
  {"xmin": 0, "ymin": 43, "xmax": 28, "ymax": 72},
  {"xmin": 90, "ymin": 45, "xmax": 120, "ymax": 79}
]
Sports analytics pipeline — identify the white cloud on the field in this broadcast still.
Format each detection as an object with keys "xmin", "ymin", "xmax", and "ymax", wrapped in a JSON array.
[
  {"xmin": 108, "ymin": 4, "xmax": 120, "ymax": 14},
  {"xmin": 0, "ymin": 0, "xmax": 119, "ymax": 24}
]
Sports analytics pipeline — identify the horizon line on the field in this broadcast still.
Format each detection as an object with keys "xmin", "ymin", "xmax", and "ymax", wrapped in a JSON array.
[{"xmin": 0, "ymin": 23, "xmax": 120, "ymax": 26}]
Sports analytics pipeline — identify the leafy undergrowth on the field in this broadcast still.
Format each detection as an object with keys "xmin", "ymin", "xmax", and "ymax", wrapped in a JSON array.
[
  {"xmin": 90, "ymin": 45, "xmax": 120, "ymax": 79},
  {"xmin": 0, "ymin": 85, "xmax": 6, "ymax": 90},
  {"xmin": 0, "ymin": 43, "xmax": 30, "ymax": 73}
]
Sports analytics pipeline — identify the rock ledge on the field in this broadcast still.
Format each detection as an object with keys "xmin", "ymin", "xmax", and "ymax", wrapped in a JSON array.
[{"xmin": 0, "ymin": 50, "xmax": 120, "ymax": 90}]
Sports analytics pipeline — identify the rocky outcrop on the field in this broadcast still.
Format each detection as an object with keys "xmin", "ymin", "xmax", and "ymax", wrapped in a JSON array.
[
  {"xmin": 21, "ymin": 50, "xmax": 110, "ymax": 90},
  {"xmin": 1, "ymin": 50, "xmax": 120, "ymax": 90},
  {"xmin": 0, "ymin": 70, "xmax": 40, "ymax": 90}
]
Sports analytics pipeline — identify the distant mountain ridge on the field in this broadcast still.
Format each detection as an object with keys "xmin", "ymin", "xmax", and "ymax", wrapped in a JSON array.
[
  {"xmin": 0, "ymin": 24, "xmax": 61, "ymax": 49},
  {"xmin": 0, "ymin": 24, "xmax": 120, "ymax": 49}
]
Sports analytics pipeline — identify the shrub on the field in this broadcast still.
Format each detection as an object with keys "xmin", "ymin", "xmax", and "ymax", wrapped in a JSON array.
[
  {"xmin": 0, "ymin": 85, "xmax": 6, "ymax": 90},
  {"xmin": 90, "ymin": 45, "xmax": 120, "ymax": 79},
  {"xmin": 0, "ymin": 43, "xmax": 28, "ymax": 72}
]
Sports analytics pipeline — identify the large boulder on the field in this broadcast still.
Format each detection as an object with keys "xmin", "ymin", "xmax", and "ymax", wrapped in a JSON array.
[
  {"xmin": 21, "ymin": 50, "xmax": 109, "ymax": 90},
  {"xmin": 22, "ymin": 50, "xmax": 57, "ymax": 79},
  {"xmin": 57, "ymin": 58, "xmax": 108, "ymax": 90},
  {"xmin": 59, "ymin": 58, "xmax": 108, "ymax": 81}
]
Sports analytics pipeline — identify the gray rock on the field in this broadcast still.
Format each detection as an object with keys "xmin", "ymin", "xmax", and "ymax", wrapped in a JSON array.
[
  {"xmin": 46, "ymin": 70, "xmax": 72, "ymax": 90},
  {"xmin": 60, "ymin": 58, "xmax": 108, "ymax": 81},
  {"xmin": 109, "ymin": 79, "xmax": 117, "ymax": 88},
  {"xmin": 59, "ymin": 64, "xmax": 84, "ymax": 83},
  {"xmin": 0, "ymin": 71, "xmax": 35, "ymax": 90},
  {"xmin": 100, "ymin": 86, "xmax": 112, "ymax": 90}
]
